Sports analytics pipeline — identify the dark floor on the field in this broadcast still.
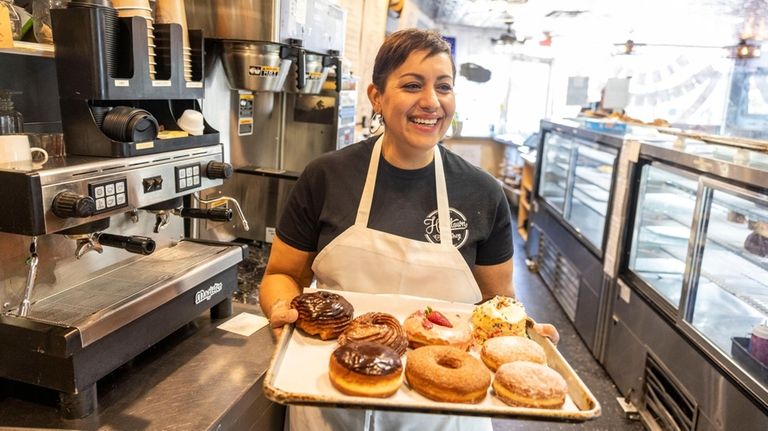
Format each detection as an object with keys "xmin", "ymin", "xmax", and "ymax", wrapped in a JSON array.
[{"xmin": 491, "ymin": 228, "xmax": 645, "ymax": 431}]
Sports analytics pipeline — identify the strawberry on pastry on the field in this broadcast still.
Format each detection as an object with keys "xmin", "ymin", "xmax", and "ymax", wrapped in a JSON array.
[{"xmin": 402, "ymin": 307, "xmax": 473, "ymax": 351}]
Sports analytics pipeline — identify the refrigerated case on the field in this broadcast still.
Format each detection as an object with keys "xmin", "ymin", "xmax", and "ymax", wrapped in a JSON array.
[
  {"xmin": 603, "ymin": 138, "xmax": 768, "ymax": 431},
  {"xmin": 528, "ymin": 120, "xmax": 621, "ymax": 353}
]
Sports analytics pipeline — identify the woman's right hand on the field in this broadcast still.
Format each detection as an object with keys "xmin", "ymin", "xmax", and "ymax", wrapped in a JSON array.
[{"xmin": 269, "ymin": 298, "xmax": 298, "ymax": 338}]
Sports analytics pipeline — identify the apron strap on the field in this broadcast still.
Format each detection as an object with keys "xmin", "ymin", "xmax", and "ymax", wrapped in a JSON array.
[
  {"xmin": 355, "ymin": 135, "xmax": 452, "ymax": 248},
  {"xmin": 355, "ymin": 135, "xmax": 384, "ymax": 226},
  {"xmin": 433, "ymin": 145, "xmax": 452, "ymax": 247}
]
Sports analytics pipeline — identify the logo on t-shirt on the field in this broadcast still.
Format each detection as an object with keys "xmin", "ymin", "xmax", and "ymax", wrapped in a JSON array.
[{"xmin": 423, "ymin": 208, "xmax": 469, "ymax": 248}]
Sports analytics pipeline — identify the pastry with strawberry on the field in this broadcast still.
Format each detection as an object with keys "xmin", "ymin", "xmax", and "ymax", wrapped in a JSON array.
[{"xmin": 402, "ymin": 306, "xmax": 473, "ymax": 351}]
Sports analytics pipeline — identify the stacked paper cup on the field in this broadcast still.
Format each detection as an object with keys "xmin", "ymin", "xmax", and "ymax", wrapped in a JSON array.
[
  {"xmin": 113, "ymin": 0, "xmax": 156, "ymax": 80},
  {"xmin": 156, "ymin": 0, "xmax": 191, "ymax": 81}
]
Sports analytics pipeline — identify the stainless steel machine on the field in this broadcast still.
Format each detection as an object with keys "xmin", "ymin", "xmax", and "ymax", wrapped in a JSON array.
[
  {"xmin": 186, "ymin": 0, "xmax": 354, "ymax": 243},
  {"xmin": 0, "ymin": 1, "xmax": 246, "ymax": 419}
]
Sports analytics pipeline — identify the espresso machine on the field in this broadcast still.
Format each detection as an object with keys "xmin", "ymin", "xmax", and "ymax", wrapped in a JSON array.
[
  {"xmin": 0, "ymin": 0, "xmax": 247, "ymax": 419},
  {"xmin": 186, "ymin": 0, "xmax": 355, "ymax": 243}
]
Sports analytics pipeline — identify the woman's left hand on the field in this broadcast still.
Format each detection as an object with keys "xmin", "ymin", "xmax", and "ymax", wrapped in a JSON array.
[{"xmin": 533, "ymin": 323, "xmax": 560, "ymax": 345}]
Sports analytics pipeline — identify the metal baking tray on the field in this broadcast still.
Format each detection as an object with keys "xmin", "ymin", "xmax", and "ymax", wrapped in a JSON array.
[{"xmin": 263, "ymin": 290, "xmax": 601, "ymax": 421}]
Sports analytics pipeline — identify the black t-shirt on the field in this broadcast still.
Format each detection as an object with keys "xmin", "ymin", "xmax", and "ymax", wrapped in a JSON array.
[{"xmin": 277, "ymin": 136, "xmax": 513, "ymax": 267}]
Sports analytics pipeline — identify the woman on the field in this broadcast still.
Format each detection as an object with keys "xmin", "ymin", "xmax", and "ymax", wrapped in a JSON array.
[{"xmin": 260, "ymin": 28, "xmax": 552, "ymax": 431}]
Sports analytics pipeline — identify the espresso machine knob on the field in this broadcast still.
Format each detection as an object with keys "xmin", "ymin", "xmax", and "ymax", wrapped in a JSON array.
[
  {"xmin": 205, "ymin": 161, "xmax": 233, "ymax": 179},
  {"xmin": 52, "ymin": 191, "xmax": 96, "ymax": 218}
]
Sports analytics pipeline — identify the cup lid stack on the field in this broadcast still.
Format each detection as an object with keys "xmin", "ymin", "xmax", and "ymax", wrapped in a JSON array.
[{"xmin": 113, "ymin": 0, "xmax": 156, "ymax": 80}]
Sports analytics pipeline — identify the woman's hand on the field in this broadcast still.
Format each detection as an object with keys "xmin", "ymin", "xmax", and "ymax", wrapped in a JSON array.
[
  {"xmin": 269, "ymin": 299, "xmax": 298, "ymax": 338},
  {"xmin": 533, "ymin": 323, "xmax": 560, "ymax": 345}
]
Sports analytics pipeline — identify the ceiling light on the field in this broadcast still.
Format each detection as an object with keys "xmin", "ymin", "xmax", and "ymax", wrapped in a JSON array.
[{"xmin": 734, "ymin": 39, "xmax": 761, "ymax": 59}]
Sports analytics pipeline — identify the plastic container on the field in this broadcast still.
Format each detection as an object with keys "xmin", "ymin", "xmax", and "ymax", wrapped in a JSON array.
[
  {"xmin": 582, "ymin": 118, "xmax": 628, "ymax": 134},
  {"xmin": 0, "ymin": 90, "xmax": 24, "ymax": 135},
  {"xmin": 176, "ymin": 109, "xmax": 204, "ymax": 136},
  {"xmin": 32, "ymin": 0, "xmax": 70, "ymax": 44},
  {"xmin": 751, "ymin": 323, "xmax": 768, "ymax": 367}
]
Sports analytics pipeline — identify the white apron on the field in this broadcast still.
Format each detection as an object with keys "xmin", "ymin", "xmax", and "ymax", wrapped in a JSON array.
[{"xmin": 287, "ymin": 135, "xmax": 492, "ymax": 431}]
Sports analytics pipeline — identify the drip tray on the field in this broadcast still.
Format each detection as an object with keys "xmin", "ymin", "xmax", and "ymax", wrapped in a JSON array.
[{"xmin": 25, "ymin": 240, "xmax": 243, "ymax": 347}]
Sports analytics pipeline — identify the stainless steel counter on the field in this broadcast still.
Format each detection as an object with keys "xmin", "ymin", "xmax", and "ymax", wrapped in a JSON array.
[{"xmin": 0, "ymin": 303, "xmax": 284, "ymax": 431}]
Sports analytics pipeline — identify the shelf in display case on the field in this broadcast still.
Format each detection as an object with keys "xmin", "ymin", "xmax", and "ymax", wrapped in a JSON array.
[
  {"xmin": 574, "ymin": 168, "xmax": 612, "ymax": 191},
  {"xmin": 644, "ymin": 207, "xmax": 767, "ymax": 275},
  {"xmin": 572, "ymin": 188, "xmax": 608, "ymax": 216},
  {"xmin": 576, "ymin": 145, "xmax": 617, "ymax": 166}
]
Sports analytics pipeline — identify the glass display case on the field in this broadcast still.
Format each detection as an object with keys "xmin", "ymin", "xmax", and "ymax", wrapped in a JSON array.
[
  {"xmin": 538, "ymin": 130, "xmax": 618, "ymax": 253},
  {"xmin": 615, "ymin": 138, "xmax": 768, "ymax": 421},
  {"xmin": 530, "ymin": 120, "xmax": 624, "ymax": 355},
  {"xmin": 628, "ymin": 164, "xmax": 698, "ymax": 309}
]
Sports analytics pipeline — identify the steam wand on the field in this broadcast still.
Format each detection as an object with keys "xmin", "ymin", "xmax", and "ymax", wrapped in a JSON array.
[
  {"xmin": 18, "ymin": 236, "xmax": 39, "ymax": 317},
  {"xmin": 192, "ymin": 194, "xmax": 250, "ymax": 231}
]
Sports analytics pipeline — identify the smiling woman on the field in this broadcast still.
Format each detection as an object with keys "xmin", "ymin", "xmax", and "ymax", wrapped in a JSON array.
[{"xmin": 259, "ymin": 28, "xmax": 527, "ymax": 431}]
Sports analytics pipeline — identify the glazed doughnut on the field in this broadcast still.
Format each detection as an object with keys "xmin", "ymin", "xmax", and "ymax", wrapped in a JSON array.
[
  {"xmin": 328, "ymin": 341, "xmax": 403, "ymax": 398},
  {"xmin": 291, "ymin": 291, "xmax": 354, "ymax": 340},
  {"xmin": 338, "ymin": 312, "xmax": 408, "ymax": 356},
  {"xmin": 481, "ymin": 336, "xmax": 547, "ymax": 372},
  {"xmin": 402, "ymin": 308, "xmax": 473, "ymax": 351},
  {"xmin": 405, "ymin": 345, "xmax": 490, "ymax": 403},
  {"xmin": 492, "ymin": 361, "xmax": 568, "ymax": 409}
]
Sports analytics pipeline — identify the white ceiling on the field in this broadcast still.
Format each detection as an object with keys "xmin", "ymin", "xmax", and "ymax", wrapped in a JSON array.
[{"xmin": 419, "ymin": 0, "xmax": 768, "ymax": 45}]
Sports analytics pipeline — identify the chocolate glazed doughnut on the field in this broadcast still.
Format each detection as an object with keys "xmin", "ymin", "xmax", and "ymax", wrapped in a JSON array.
[
  {"xmin": 291, "ymin": 291, "xmax": 354, "ymax": 340},
  {"xmin": 338, "ymin": 312, "xmax": 409, "ymax": 356},
  {"xmin": 328, "ymin": 341, "xmax": 403, "ymax": 397}
]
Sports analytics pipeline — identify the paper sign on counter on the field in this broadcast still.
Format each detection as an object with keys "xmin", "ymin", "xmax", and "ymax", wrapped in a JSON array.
[{"xmin": 218, "ymin": 312, "xmax": 269, "ymax": 337}]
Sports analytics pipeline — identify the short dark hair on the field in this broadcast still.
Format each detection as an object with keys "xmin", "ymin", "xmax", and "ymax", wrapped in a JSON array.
[{"xmin": 371, "ymin": 28, "xmax": 455, "ymax": 92}]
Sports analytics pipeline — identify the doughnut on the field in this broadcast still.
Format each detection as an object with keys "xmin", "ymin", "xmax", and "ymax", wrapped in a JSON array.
[
  {"xmin": 754, "ymin": 220, "xmax": 768, "ymax": 237},
  {"xmin": 291, "ymin": 291, "xmax": 354, "ymax": 340},
  {"xmin": 471, "ymin": 296, "xmax": 527, "ymax": 344},
  {"xmin": 338, "ymin": 312, "xmax": 408, "ymax": 356},
  {"xmin": 328, "ymin": 341, "xmax": 403, "ymax": 398},
  {"xmin": 744, "ymin": 232, "xmax": 768, "ymax": 257},
  {"xmin": 726, "ymin": 210, "xmax": 747, "ymax": 224},
  {"xmin": 481, "ymin": 336, "xmax": 547, "ymax": 372},
  {"xmin": 402, "ymin": 307, "xmax": 473, "ymax": 351},
  {"xmin": 405, "ymin": 345, "xmax": 490, "ymax": 403},
  {"xmin": 492, "ymin": 361, "xmax": 568, "ymax": 409}
]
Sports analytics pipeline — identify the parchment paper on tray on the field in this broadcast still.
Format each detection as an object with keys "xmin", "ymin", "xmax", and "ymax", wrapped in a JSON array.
[{"xmin": 263, "ymin": 290, "xmax": 601, "ymax": 421}]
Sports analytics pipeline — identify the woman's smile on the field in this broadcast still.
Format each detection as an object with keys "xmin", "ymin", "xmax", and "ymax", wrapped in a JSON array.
[{"xmin": 368, "ymin": 50, "xmax": 456, "ymax": 168}]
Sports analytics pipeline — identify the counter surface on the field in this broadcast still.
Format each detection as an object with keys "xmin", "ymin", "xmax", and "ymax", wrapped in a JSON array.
[{"xmin": 0, "ymin": 303, "xmax": 282, "ymax": 431}]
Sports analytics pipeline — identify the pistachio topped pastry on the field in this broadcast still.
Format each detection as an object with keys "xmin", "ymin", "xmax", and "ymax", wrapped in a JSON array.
[{"xmin": 471, "ymin": 296, "xmax": 527, "ymax": 344}]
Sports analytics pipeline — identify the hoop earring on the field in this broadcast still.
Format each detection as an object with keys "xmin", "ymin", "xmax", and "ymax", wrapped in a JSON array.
[{"xmin": 370, "ymin": 112, "xmax": 385, "ymax": 135}]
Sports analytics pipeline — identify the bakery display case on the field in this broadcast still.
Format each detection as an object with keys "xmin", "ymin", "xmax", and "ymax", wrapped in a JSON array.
[
  {"xmin": 603, "ymin": 137, "xmax": 768, "ymax": 431},
  {"xmin": 528, "ymin": 120, "xmax": 622, "ymax": 354},
  {"xmin": 538, "ymin": 132, "xmax": 617, "ymax": 250},
  {"xmin": 627, "ymin": 164, "xmax": 699, "ymax": 309}
]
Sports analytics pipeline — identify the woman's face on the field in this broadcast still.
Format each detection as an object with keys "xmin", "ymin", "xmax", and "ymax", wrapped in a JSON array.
[{"xmin": 369, "ymin": 50, "xmax": 455, "ymax": 155}]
